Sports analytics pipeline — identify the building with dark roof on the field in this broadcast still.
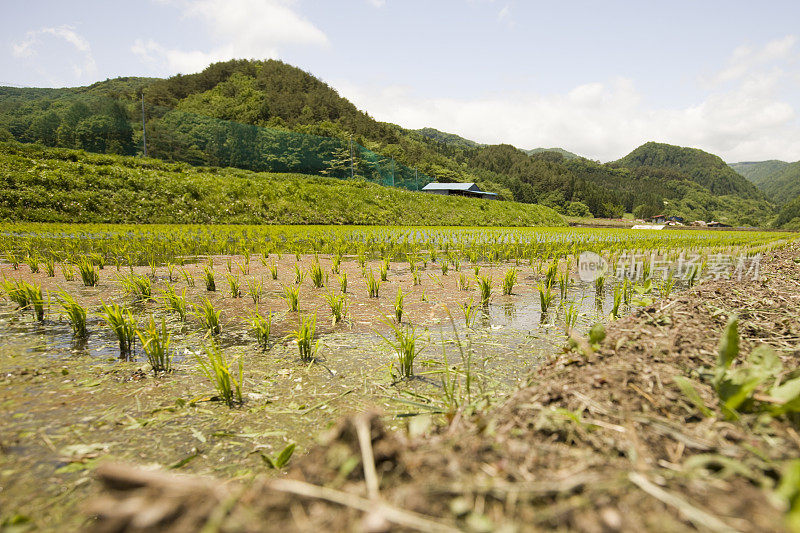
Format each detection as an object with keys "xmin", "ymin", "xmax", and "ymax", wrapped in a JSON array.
[{"xmin": 421, "ymin": 182, "xmax": 498, "ymax": 200}]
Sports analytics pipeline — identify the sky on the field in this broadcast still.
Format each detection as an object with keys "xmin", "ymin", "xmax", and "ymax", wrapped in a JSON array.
[{"xmin": 3, "ymin": 0, "xmax": 800, "ymax": 163}]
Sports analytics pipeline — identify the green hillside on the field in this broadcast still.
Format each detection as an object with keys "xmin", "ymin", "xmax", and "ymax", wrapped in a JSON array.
[
  {"xmin": 730, "ymin": 160, "xmax": 800, "ymax": 204},
  {"xmin": 775, "ymin": 194, "xmax": 800, "ymax": 229},
  {"xmin": 615, "ymin": 142, "xmax": 763, "ymax": 199},
  {"xmin": 0, "ymin": 141, "xmax": 564, "ymax": 226},
  {"xmin": 0, "ymin": 60, "xmax": 777, "ymax": 225},
  {"xmin": 525, "ymin": 147, "xmax": 579, "ymax": 159},
  {"xmin": 414, "ymin": 127, "xmax": 484, "ymax": 149}
]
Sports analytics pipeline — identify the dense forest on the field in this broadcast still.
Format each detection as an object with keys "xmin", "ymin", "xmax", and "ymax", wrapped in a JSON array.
[
  {"xmin": 0, "ymin": 59, "xmax": 782, "ymax": 227},
  {"xmin": 730, "ymin": 159, "xmax": 800, "ymax": 204}
]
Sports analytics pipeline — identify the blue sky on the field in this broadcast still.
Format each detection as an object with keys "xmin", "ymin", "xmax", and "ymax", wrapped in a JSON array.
[{"xmin": 3, "ymin": 1, "xmax": 800, "ymax": 162}]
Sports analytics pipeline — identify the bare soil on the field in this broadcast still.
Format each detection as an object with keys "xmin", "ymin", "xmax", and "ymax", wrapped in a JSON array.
[{"xmin": 83, "ymin": 243, "xmax": 800, "ymax": 532}]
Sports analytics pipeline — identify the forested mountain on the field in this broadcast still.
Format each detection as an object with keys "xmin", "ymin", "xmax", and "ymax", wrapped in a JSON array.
[
  {"xmin": 614, "ymin": 142, "xmax": 763, "ymax": 199},
  {"xmin": 414, "ymin": 128, "xmax": 484, "ymax": 149},
  {"xmin": 730, "ymin": 159, "xmax": 800, "ymax": 204},
  {"xmin": 0, "ymin": 59, "xmax": 780, "ymax": 226},
  {"xmin": 525, "ymin": 147, "xmax": 579, "ymax": 159}
]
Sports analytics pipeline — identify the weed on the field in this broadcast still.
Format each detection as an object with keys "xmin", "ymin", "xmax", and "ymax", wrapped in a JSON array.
[{"xmin": 260, "ymin": 443, "xmax": 295, "ymax": 469}]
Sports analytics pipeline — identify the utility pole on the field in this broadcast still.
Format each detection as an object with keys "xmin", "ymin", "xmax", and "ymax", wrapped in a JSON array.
[{"xmin": 141, "ymin": 93, "xmax": 148, "ymax": 157}]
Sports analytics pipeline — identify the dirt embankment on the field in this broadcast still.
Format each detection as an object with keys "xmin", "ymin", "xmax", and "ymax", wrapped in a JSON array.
[{"xmin": 88, "ymin": 244, "xmax": 800, "ymax": 532}]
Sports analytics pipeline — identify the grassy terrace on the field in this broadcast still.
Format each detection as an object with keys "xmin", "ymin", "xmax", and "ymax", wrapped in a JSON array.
[{"xmin": 0, "ymin": 142, "xmax": 563, "ymax": 226}]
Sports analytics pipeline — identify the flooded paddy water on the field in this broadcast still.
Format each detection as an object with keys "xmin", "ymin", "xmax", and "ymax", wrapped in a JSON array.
[{"xmin": 0, "ymin": 224, "xmax": 793, "ymax": 530}]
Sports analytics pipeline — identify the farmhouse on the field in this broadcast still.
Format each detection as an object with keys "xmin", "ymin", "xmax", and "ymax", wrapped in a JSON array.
[{"xmin": 421, "ymin": 182, "xmax": 498, "ymax": 200}]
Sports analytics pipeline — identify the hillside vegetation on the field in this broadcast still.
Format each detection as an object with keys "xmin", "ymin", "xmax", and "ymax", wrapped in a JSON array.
[
  {"xmin": 731, "ymin": 159, "xmax": 800, "ymax": 204},
  {"xmin": 0, "ymin": 59, "xmax": 778, "ymax": 225},
  {"xmin": 0, "ymin": 142, "xmax": 564, "ymax": 226}
]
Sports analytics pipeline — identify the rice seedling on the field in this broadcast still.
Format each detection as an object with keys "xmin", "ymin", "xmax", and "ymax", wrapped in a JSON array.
[
  {"xmin": 365, "ymin": 269, "xmax": 381, "ymax": 298},
  {"xmin": 6, "ymin": 251, "xmax": 20, "ymax": 270},
  {"xmin": 23, "ymin": 282, "xmax": 45, "ymax": 321},
  {"xmin": 268, "ymin": 261, "xmax": 279, "ymax": 280},
  {"xmin": 659, "ymin": 273, "xmax": 675, "ymax": 298},
  {"xmin": 564, "ymin": 302, "xmax": 579, "ymax": 334},
  {"xmin": 250, "ymin": 311, "xmax": 272, "ymax": 349},
  {"xmin": 226, "ymin": 274, "xmax": 242, "ymax": 298},
  {"xmin": 545, "ymin": 260, "xmax": 558, "ymax": 288},
  {"xmin": 457, "ymin": 272, "xmax": 470, "ymax": 291},
  {"xmin": 412, "ymin": 270, "xmax": 421, "ymax": 286},
  {"xmin": 394, "ymin": 287, "xmax": 405, "ymax": 323},
  {"xmin": 460, "ymin": 298, "xmax": 478, "ymax": 328},
  {"xmin": 452, "ymin": 257, "xmax": 460, "ymax": 272},
  {"xmin": 294, "ymin": 263, "xmax": 305, "ymax": 285},
  {"xmin": 538, "ymin": 280, "xmax": 556, "ymax": 315},
  {"xmin": 324, "ymin": 292, "xmax": 348, "ymax": 324},
  {"xmin": 283, "ymin": 285, "xmax": 300, "ymax": 311},
  {"xmin": 137, "ymin": 316, "xmax": 173, "ymax": 374},
  {"xmin": 474, "ymin": 265, "xmax": 480, "ymax": 277},
  {"xmin": 309, "ymin": 261, "xmax": 325, "ymax": 288},
  {"xmin": 357, "ymin": 251, "xmax": 366, "ymax": 268},
  {"xmin": 1, "ymin": 278, "xmax": 28, "ymax": 308},
  {"xmin": 27, "ymin": 255, "xmax": 40, "ymax": 274},
  {"xmin": 62, "ymin": 263, "xmax": 76, "ymax": 281},
  {"xmin": 194, "ymin": 297, "xmax": 222, "ymax": 335},
  {"xmin": 236, "ymin": 256, "xmax": 250, "ymax": 276},
  {"xmin": 611, "ymin": 285, "xmax": 623, "ymax": 318},
  {"xmin": 225, "ymin": 257, "xmax": 233, "ymax": 273},
  {"xmin": 501, "ymin": 268, "xmax": 517, "ymax": 296},
  {"xmin": 179, "ymin": 266, "xmax": 195, "ymax": 287},
  {"xmin": 294, "ymin": 313, "xmax": 319, "ymax": 361},
  {"xmin": 194, "ymin": 343, "xmax": 243, "ymax": 407},
  {"xmin": 246, "ymin": 277, "xmax": 262, "ymax": 304},
  {"xmin": 331, "ymin": 253, "xmax": 342, "ymax": 274},
  {"xmin": 338, "ymin": 272, "xmax": 348, "ymax": 293},
  {"xmin": 56, "ymin": 290, "xmax": 87, "ymax": 338},
  {"xmin": 440, "ymin": 261, "xmax": 449, "ymax": 276},
  {"xmin": 594, "ymin": 274, "xmax": 605, "ymax": 299},
  {"xmin": 203, "ymin": 267, "xmax": 216, "ymax": 291},
  {"xmin": 687, "ymin": 263, "xmax": 701, "ymax": 288},
  {"xmin": 558, "ymin": 272, "xmax": 569, "ymax": 300},
  {"xmin": 166, "ymin": 263, "xmax": 176, "ymax": 283},
  {"xmin": 477, "ymin": 275, "xmax": 492, "ymax": 305},
  {"xmin": 380, "ymin": 261, "xmax": 389, "ymax": 282},
  {"xmin": 118, "ymin": 273, "xmax": 152, "ymax": 300},
  {"xmin": 44, "ymin": 256, "xmax": 55, "ymax": 277},
  {"xmin": 78, "ymin": 258, "xmax": 99, "ymax": 287},
  {"xmin": 378, "ymin": 322, "xmax": 423, "ymax": 379},
  {"xmin": 100, "ymin": 301, "xmax": 137, "ymax": 355},
  {"xmin": 161, "ymin": 285, "xmax": 188, "ymax": 321}
]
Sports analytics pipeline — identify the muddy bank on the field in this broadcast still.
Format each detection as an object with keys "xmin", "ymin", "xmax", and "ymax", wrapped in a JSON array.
[{"xmin": 85, "ymin": 243, "xmax": 800, "ymax": 532}]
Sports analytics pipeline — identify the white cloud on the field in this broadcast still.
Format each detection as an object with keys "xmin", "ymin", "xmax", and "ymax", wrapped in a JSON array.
[
  {"xmin": 334, "ymin": 64, "xmax": 800, "ymax": 163},
  {"xmin": 367, "ymin": 0, "xmax": 386, "ymax": 7},
  {"xmin": 707, "ymin": 35, "xmax": 797, "ymax": 86},
  {"xmin": 11, "ymin": 26, "xmax": 97, "ymax": 81},
  {"xmin": 133, "ymin": 0, "xmax": 328, "ymax": 74}
]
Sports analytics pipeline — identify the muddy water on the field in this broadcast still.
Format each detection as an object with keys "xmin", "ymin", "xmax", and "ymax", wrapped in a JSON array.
[{"xmin": 0, "ymin": 255, "xmax": 661, "ymax": 530}]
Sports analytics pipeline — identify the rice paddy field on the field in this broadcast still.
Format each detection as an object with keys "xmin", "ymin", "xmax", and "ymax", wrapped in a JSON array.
[{"xmin": 0, "ymin": 223, "xmax": 797, "ymax": 530}]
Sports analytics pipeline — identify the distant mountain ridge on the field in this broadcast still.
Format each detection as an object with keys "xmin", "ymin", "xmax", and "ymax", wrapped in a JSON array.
[
  {"xmin": 615, "ymin": 142, "xmax": 763, "ymax": 200},
  {"xmin": 524, "ymin": 147, "xmax": 579, "ymax": 159},
  {"xmin": 729, "ymin": 159, "xmax": 800, "ymax": 204}
]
